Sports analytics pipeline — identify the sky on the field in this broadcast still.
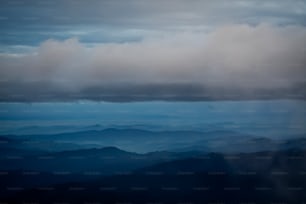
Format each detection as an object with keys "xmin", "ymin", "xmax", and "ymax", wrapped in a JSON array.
[{"xmin": 0, "ymin": 0, "xmax": 306, "ymax": 102}]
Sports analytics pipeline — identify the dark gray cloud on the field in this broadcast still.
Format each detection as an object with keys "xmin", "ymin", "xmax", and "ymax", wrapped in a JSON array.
[
  {"xmin": 0, "ymin": 24, "xmax": 306, "ymax": 102},
  {"xmin": 1, "ymin": 0, "xmax": 305, "ymax": 26},
  {"xmin": 1, "ymin": 0, "xmax": 306, "ymax": 47}
]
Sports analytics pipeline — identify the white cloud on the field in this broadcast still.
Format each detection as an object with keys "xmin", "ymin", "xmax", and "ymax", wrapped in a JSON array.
[{"xmin": 0, "ymin": 24, "xmax": 306, "ymax": 101}]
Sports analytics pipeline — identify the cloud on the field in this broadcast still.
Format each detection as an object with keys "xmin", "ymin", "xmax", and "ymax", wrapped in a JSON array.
[
  {"xmin": 1, "ymin": 0, "xmax": 306, "ymax": 48},
  {"xmin": 0, "ymin": 24, "xmax": 306, "ymax": 102}
]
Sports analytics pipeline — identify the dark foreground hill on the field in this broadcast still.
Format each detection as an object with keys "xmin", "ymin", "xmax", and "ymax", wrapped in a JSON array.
[{"xmin": 1, "ymin": 149, "xmax": 306, "ymax": 204}]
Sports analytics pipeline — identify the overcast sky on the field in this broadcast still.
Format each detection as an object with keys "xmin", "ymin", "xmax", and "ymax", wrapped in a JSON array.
[{"xmin": 0, "ymin": 0, "xmax": 306, "ymax": 102}]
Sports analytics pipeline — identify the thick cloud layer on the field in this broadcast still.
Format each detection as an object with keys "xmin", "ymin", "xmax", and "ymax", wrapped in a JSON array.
[{"xmin": 0, "ymin": 24, "xmax": 306, "ymax": 102}]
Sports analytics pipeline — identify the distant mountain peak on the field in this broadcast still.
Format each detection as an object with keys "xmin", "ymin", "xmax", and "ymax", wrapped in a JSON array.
[{"xmin": 50, "ymin": 146, "xmax": 136, "ymax": 157}]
